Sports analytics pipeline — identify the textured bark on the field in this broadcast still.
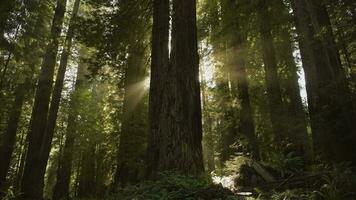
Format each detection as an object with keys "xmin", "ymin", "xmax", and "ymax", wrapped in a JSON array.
[
  {"xmin": 147, "ymin": 0, "xmax": 204, "ymax": 177},
  {"xmin": 37, "ymin": 0, "xmax": 80, "ymax": 193},
  {"xmin": 53, "ymin": 49, "xmax": 88, "ymax": 200},
  {"xmin": 258, "ymin": 0, "xmax": 287, "ymax": 144},
  {"xmin": 114, "ymin": 44, "xmax": 147, "ymax": 187},
  {"xmin": 163, "ymin": 0, "xmax": 204, "ymax": 173},
  {"xmin": 20, "ymin": 0, "xmax": 67, "ymax": 199},
  {"xmin": 146, "ymin": 0, "xmax": 170, "ymax": 178},
  {"xmin": 292, "ymin": 0, "xmax": 356, "ymax": 164}
]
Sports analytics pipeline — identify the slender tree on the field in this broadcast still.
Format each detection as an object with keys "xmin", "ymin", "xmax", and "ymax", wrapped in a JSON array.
[
  {"xmin": 0, "ymin": 76, "xmax": 31, "ymax": 192},
  {"xmin": 20, "ymin": 0, "xmax": 67, "ymax": 198},
  {"xmin": 37, "ymin": 0, "xmax": 81, "ymax": 193},
  {"xmin": 221, "ymin": 0, "xmax": 260, "ymax": 160},
  {"xmin": 52, "ymin": 49, "xmax": 88, "ymax": 200},
  {"xmin": 258, "ymin": 0, "xmax": 287, "ymax": 146},
  {"xmin": 292, "ymin": 0, "xmax": 356, "ymax": 164}
]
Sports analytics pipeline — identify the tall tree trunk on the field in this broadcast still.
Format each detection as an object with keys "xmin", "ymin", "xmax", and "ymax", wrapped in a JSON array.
[
  {"xmin": 292, "ymin": 0, "xmax": 356, "ymax": 164},
  {"xmin": 114, "ymin": 44, "xmax": 147, "ymax": 187},
  {"xmin": 280, "ymin": 31, "xmax": 311, "ymax": 161},
  {"xmin": 258, "ymin": 0, "xmax": 287, "ymax": 146},
  {"xmin": 21, "ymin": 0, "xmax": 67, "ymax": 199},
  {"xmin": 37, "ymin": 0, "xmax": 80, "ymax": 193},
  {"xmin": 223, "ymin": 0, "xmax": 260, "ymax": 160},
  {"xmin": 0, "ymin": 77, "xmax": 31, "ymax": 192},
  {"xmin": 146, "ymin": 0, "xmax": 170, "ymax": 178},
  {"xmin": 274, "ymin": 1, "xmax": 312, "ymax": 161},
  {"xmin": 200, "ymin": 62, "xmax": 215, "ymax": 172},
  {"xmin": 147, "ymin": 0, "xmax": 204, "ymax": 177},
  {"xmin": 52, "ymin": 48, "xmax": 88, "ymax": 200},
  {"xmin": 77, "ymin": 145, "xmax": 96, "ymax": 198},
  {"xmin": 164, "ymin": 0, "xmax": 204, "ymax": 173}
]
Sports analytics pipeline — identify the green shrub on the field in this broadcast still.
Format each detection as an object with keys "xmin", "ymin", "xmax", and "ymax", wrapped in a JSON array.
[{"xmin": 107, "ymin": 172, "xmax": 240, "ymax": 200}]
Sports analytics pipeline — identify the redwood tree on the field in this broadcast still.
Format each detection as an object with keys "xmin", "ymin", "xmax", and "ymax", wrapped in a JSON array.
[{"xmin": 147, "ymin": 0, "xmax": 204, "ymax": 177}]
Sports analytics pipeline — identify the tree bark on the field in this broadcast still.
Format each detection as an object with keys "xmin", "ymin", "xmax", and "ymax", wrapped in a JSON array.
[
  {"xmin": 292, "ymin": 0, "xmax": 356, "ymax": 164},
  {"xmin": 163, "ymin": 0, "xmax": 204, "ymax": 174},
  {"xmin": 258, "ymin": 0, "xmax": 287, "ymax": 146},
  {"xmin": 20, "ymin": 0, "xmax": 67, "ymax": 199},
  {"xmin": 36, "ymin": 0, "xmax": 80, "ymax": 194},
  {"xmin": 147, "ymin": 0, "xmax": 204, "ymax": 177},
  {"xmin": 52, "ymin": 48, "xmax": 88, "ymax": 200},
  {"xmin": 280, "ymin": 30, "xmax": 311, "ymax": 161},
  {"xmin": 146, "ymin": 0, "xmax": 170, "ymax": 178}
]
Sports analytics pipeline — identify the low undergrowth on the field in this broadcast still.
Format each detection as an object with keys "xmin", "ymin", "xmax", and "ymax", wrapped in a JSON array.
[{"xmin": 107, "ymin": 172, "xmax": 240, "ymax": 200}]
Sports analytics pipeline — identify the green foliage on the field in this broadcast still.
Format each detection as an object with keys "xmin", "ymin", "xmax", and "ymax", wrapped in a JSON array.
[
  {"xmin": 108, "ymin": 172, "xmax": 239, "ymax": 200},
  {"xmin": 314, "ymin": 163, "xmax": 356, "ymax": 200},
  {"xmin": 265, "ymin": 151, "xmax": 304, "ymax": 178}
]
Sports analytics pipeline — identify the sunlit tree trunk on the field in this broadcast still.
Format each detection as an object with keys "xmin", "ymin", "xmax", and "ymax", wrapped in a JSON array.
[
  {"xmin": 280, "ymin": 30, "xmax": 311, "ymax": 161},
  {"xmin": 200, "ymin": 63, "xmax": 215, "ymax": 172},
  {"xmin": 275, "ymin": 1, "xmax": 311, "ymax": 161},
  {"xmin": 53, "ymin": 48, "xmax": 88, "ymax": 200},
  {"xmin": 37, "ymin": 0, "xmax": 80, "ymax": 193},
  {"xmin": 221, "ymin": 0, "xmax": 260, "ymax": 160},
  {"xmin": 292, "ymin": 0, "xmax": 356, "ymax": 164},
  {"xmin": 21, "ymin": 0, "xmax": 67, "ymax": 198},
  {"xmin": 114, "ymin": 43, "xmax": 147, "ymax": 187}
]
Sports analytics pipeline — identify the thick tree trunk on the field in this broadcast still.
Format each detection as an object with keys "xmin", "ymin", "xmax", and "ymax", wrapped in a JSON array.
[
  {"xmin": 146, "ymin": 0, "xmax": 170, "ymax": 178},
  {"xmin": 147, "ymin": 0, "xmax": 204, "ymax": 177},
  {"xmin": 36, "ymin": 0, "xmax": 80, "ymax": 193},
  {"xmin": 52, "ymin": 48, "xmax": 88, "ymax": 200},
  {"xmin": 164, "ymin": 0, "xmax": 204, "ymax": 173},
  {"xmin": 20, "ymin": 0, "xmax": 67, "ymax": 199},
  {"xmin": 292, "ymin": 0, "xmax": 356, "ymax": 164},
  {"xmin": 258, "ymin": 0, "xmax": 287, "ymax": 145},
  {"xmin": 114, "ymin": 44, "xmax": 147, "ymax": 187}
]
